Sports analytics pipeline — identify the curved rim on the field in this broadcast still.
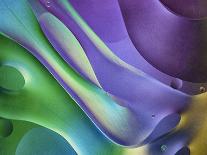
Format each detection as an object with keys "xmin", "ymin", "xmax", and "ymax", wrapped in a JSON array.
[{"xmin": 158, "ymin": 0, "xmax": 207, "ymax": 20}]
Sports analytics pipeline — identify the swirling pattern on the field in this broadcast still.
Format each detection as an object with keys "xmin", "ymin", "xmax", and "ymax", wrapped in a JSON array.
[{"xmin": 0, "ymin": 0, "xmax": 207, "ymax": 155}]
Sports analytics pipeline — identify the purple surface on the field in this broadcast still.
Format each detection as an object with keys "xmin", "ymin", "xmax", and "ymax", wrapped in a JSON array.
[
  {"xmin": 1, "ymin": 0, "xmax": 207, "ymax": 152},
  {"xmin": 39, "ymin": 0, "xmax": 207, "ymax": 95},
  {"xmin": 119, "ymin": 0, "xmax": 207, "ymax": 83}
]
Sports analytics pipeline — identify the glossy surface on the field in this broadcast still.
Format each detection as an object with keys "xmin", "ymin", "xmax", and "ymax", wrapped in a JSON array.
[{"xmin": 0, "ymin": 0, "xmax": 207, "ymax": 155}]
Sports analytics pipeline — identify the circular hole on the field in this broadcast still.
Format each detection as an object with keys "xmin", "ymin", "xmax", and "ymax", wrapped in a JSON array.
[
  {"xmin": 0, "ymin": 65, "xmax": 25, "ymax": 91},
  {"xmin": 200, "ymin": 86, "xmax": 206, "ymax": 93},
  {"xmin": 170, "ymin": 78, "xmax": 183, "ymax": 89},
  {"xmin": 151, "ymin": 114, "xmax": 156, "ymax": 118},
  {"xmin": 0, "ymin": 118, "xmax": 13, "ymax": 138}
]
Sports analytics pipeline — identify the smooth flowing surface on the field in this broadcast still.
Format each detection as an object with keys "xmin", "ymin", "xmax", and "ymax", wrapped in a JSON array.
[{"xmin": 0, "ymin": 0, "xmax": 207, "ymax": 155}]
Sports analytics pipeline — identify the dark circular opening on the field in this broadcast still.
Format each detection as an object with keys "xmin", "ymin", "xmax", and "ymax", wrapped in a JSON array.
[
  {"xmin": 200, "ymin": 86, "xmax": 206, "ymax": 93},
  {"xmin": 170, "ymin": 78, "xmax": 183, "ymax": 89}
]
